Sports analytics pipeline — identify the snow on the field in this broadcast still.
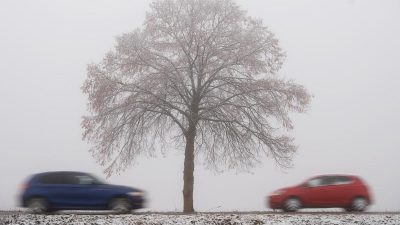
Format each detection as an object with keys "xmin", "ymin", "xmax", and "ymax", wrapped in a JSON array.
[{"xmin": 1, "ymin": 213, "xmax": 400, "ymax": 225}]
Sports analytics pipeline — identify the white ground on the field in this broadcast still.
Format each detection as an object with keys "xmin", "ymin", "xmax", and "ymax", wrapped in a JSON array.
[{"xmin": 1, "ymin": 213, "xmax": 400, "ymax": 225}]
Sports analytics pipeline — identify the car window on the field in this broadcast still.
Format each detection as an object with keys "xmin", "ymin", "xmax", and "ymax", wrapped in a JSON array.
[
  {"xmin": 332, "ymin": 176, "xmax": 352, "ymax": 185},
  {"xmin": 38, "ymin": 172, "xmax": 104, "ymax": 185},
  {"xmin": 39, "ymin": 173, "xmax": 77, "ymax": 185},
  {"xmin": 39, "ymin": 173, "xmax": 59, "ymax": 184},
  {"xmin": 75, "ymin": 175, "xmax": 97, "ymax": 185},
  {"xmin": 307, "ymin": 177, "xmax": 324, "ymax": 187},
  {"xmin": 321, "ymin": 176, "xmax": 336, "ymax": 186}
]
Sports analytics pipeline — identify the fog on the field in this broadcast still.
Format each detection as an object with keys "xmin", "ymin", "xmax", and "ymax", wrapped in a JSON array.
[{"xmin": 0, "ymin": 0, "xmax": 399, "ymax": 211}]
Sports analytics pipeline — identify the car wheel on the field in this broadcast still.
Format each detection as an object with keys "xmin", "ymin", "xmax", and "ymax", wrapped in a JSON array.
[
  {"xmin": 351, "ymin": 197, "xmax": 368, "ymax": 212},
  {"xmin": 110, "ymin": 198, "xmax": 132, "ymax": 214},
  {"xmin": 27, "ymin": 198, "xmax": 48, "ymax": 214},
  {"xmin": 284, "ymin": 198, "xmax": 301, "ymax": 212}
]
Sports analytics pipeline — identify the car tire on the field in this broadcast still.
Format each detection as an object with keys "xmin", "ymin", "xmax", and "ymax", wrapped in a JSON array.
[
  {"xmin": 351, "ymin": 197, "xmax": 368, "ymax": 212},
  {"xmin": 27, "ymin": 198, "xmax": 48, "ymax": 214},
  {"xmin": 109, "ymin": 198, "xmax": 132, "ymax": 214},
  {"xmin": 283, "ymin": 198, "xmax": 301, "ymax": 212}
]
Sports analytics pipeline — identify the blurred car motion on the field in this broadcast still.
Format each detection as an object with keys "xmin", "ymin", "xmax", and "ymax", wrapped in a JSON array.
[
  {"xmin": 19, "ymin": 171, "xmax": 145, "ymax": 214},
  {"xmin": 268, "ymin": 175, "xmax": 372, "ymax": 212}
]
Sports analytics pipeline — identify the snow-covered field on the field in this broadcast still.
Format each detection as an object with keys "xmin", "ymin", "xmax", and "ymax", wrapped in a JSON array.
[{"xmin": 1, "ymin": 213, "xmax": 400, "ymax": 225}]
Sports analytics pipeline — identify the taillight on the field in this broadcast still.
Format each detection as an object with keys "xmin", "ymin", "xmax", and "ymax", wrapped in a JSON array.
[{"xmin": 20, "ymin": 183, "xmax": 30, "ymax": 191}]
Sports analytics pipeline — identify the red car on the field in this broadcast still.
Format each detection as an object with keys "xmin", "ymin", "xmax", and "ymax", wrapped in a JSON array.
[{"xmin": 268, "ymin": 175, "xmax": 372, "ymax": 212}]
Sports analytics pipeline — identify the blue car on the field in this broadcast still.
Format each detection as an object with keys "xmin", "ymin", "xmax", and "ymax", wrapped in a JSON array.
[{"xmin": 20, "ymin": 171, "xmax": 145, "ymax": 214}]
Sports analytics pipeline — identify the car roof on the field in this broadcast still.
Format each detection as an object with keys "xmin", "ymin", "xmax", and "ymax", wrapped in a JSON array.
[
  {"xmin": 34, "ymin": 171, "xmax": 89, "ymax": 176},
  {"xmin": 309, "ymin": 174, "xmax": 359, "ymax": 179}
]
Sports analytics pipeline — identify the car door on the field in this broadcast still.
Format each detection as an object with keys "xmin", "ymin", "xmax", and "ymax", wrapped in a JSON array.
[
  {"xmin": 328, "ymin": 176, "xmax": 354, "ymax": 206},
  {"xmin": 35, "ymin": 172, "xmax": 69, "ymax": 207},
  {"xmin": 302, "ymin": 177, "xmax": 327, "ymax": 207},
  {"xmin": 303, "ymin": 176, "xmax": 338, "ymax": 207},
  {"xmin": 36, "ymin": 172, "xmax": 80, "ymax": 208},
  {"xmin": 50, "ymin": 172, "xmax": 82, "ymax": 208},
  {"xmin": 73, "ymin": 173, "xmax": 110, "ymax": 208},
  {"xmin": 318, "ymin": 176, "xmax": 341, "ymax": 207},
  {"xmin": 62, "ymin": 173, "xmax": 110, "ymax": 209}
]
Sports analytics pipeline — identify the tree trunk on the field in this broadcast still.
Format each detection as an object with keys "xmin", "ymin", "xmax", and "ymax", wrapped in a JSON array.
[{"xmin": 183, "ymin": 126, "xmax": 196, "ymax": 213}]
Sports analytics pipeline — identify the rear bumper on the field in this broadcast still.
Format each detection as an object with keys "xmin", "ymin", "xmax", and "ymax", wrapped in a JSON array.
[{"xmin": 19, "ymin": 193, "xmax": 28, "ymax": 207}]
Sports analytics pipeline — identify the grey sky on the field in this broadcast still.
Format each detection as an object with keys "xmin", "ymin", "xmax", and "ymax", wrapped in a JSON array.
[{"xmin": 0, "ymin": 0, "xmax": 399, "ymax": 211}]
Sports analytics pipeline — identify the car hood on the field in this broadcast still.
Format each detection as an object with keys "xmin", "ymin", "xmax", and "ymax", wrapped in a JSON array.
[
  {"xmin": 270, "ymin": 186, "xmax": 298, "ymax": 195},
  {"xmin": 282, "ymin": 186, "xmax": 297, "ymax": 191}
]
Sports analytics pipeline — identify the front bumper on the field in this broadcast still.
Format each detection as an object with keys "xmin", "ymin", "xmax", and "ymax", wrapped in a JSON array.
[
  {"xmin": 127, "ymin": 196, "xmax": 146, "ymax": 209},
  {"xmin": 268, "ymin": 195, "xmax": 285, "ymax": 209}
]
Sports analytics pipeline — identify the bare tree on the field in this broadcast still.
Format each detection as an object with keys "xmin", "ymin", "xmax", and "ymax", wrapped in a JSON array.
[{"xmin": 82, "ymin": 0, "xmax": 311, "ymax": 213}]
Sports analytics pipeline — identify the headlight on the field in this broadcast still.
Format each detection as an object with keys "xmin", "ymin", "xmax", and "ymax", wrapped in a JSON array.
[
  {"xmin": 128, "ymin": 191, "xmax": 144, "ymax": 197},
  {"xmin": 270, "ymin": 190, "xmax": 285, "ymax": 196}
]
